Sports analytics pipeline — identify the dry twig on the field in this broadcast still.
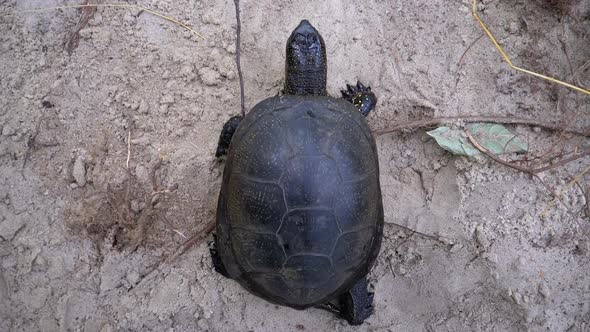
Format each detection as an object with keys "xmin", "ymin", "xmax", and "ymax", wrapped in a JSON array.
[
  {"xmin": 64, "ymin": 0, "xmax": 97, "ymax": 55},
  {"xmin": 233, "ymin": 0, "xmax": 246, "ymax": 117},
  {"xmin": 373, "ymin": 115, "xmax": 590, "ymax": 137},
  {"xmin": 455, "ymin": 33, "xmax": 485, "ymax": 88},
  {"xmin": 541, "ymin": 165, "xmax": 590, "ymax": 218},
  {"xmin": 466, "ymin": 132, "xmax": 532, "ymax": 174},
  {"xmin": 466, "ymin": 131, "xmax": 589, "ymax": 217},
  {"xmin": 384, "ymin": 222, "xmax": 443, "ymax": 243},
  {"xmin": 126, "ymin": 128, "xmax": 131, "ymax": 170},
  {"xmin": 466, "ymin": 131, "xmax": 590, "ymax": 174}
]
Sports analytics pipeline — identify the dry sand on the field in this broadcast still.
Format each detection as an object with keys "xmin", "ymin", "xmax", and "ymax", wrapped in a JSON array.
[{"xmin": 1, "ymin": 0, "xmax": 589, "ymax": 331}]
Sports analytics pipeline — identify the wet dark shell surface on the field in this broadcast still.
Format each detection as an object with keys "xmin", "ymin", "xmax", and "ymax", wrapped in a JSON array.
[{"xmin": 216, "ymin": 95, "xmax": 383, "ymax": 308}]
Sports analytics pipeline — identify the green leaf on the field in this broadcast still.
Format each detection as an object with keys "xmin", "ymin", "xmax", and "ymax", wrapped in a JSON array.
[
  {"xmin": 426, "ymin": 123, "xmax": 528, "ymax": 157},
  {"xmin": 426, "ymin": 127, "xmax": 479, "ymax": 156}
]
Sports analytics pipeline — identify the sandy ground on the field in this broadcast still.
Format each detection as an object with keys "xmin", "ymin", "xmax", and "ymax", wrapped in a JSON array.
[{"xmin": 1, "ymin": 0, "xmax": 589, "ymax": 331}]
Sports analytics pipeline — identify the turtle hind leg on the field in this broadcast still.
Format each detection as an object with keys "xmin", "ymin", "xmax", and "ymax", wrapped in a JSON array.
[
  {"xmin": 209, "ymin": 234, "xmax": 229, "ymax": 278},
  {"xmin": 315, "ymin": 277, "xmax": 375, "ymax": 325},
  {"xmin": 341, "ymin": 81, "xmax": 377, "ymax": 117},
  {"xmin": 215, "ymin": 115, "xmax": 243, "ymax": 158},
  {"xmin": 339, "ymin": 278, "xmax": 375, "ymax": 325}
]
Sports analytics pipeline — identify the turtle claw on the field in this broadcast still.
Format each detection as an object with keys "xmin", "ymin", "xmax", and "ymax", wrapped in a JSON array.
[
  {"xmin": 357, "ymin": 81, "xmax": 367, "ymax": 91},
  {"xmin": 341, "ymin": 81, "xmax": 377, "ymax": 117}
]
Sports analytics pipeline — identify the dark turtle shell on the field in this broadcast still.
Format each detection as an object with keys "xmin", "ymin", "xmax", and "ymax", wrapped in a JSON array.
[{"xmin": 216, "ymin": 95, "xmax": 383, "ymax": 309}]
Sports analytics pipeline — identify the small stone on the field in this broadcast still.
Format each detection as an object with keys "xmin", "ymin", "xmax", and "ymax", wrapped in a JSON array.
[
  {"xmin": 139, "ymin": 99, "xmax": 149, "ymax": 114},
  {"xmin": 69, "ymin": 183, "xmax": 79, "ymax": 189},
  {"xmin": 88, "ymin": 13, "xmax": 103, "ymax": 26},
  {"xmin": 100, "ymin": 273, "xmax": 123, "ymax": 292},
  {"xmin": 79, "ymin": 28, "xmax": 93, "ymax": 39},
  {"xmin": 474, "ymin": 225, "xmax": 489, "ymax": 249},
  {"xmin": 126, "ymin": 271, "xmax": 140, "ymax": 285},
  {"xmin": 131, "ymin": 136, "xmax": 149, "ymax": 146},
  {"xmin": 209, "ymin": 48, "xmax": 221, "ymax": 60},
  {"xmin": 135, "ymin": 164, "xmax": 150, "ymax": 183},
  {"xmin": 174, "ymin": 127, "xmax": 185, "ymax": 137},
  {"xmin": 0, "ymin": 211, "xmax": 26, "ymax": 240},
  {"xmin": 198, "ymin": 67, "xmax": 220, "ymax": 86},
  {"xmin": 34, "ymin": 254, "xmax": 48, "ymax": 270},
  {"xmin": 0, "ymin": 42, "xmax": 10, "ymax": 53},
  {"xmin": 160, "ymin": 94, "xmax": 175, "ymax": 105},
  {"xmin": 511, "ymin": 290, "xmax": 523, "ymax": 305},
  {"xmin": 29, "ymin": 287, "xmax": 51, "ymax": 310},
  {"xmin": 539, "ymin": 283, "xmax": 551, "ymax": 299},
  {"xmin": 574, "ymin": 240, "xmax": 589, "ymax": 256},
  {"xmin": 492, "ymin": 271, "xmax": 500, "ymax": 280},
  {"xmin": 514, "ymin": 256, "xmax": 526, "ymax": 271},
  {"xmin": 449, "ymin": 242, "xmax": 463, "ymax": 253},
  {"xmin": 99, "ymin": 324, "xmax": 114, "ymax": 332},
  {"xmin": 1, "ymin": 124, "xmax": 15, "ymax": 136},
  {"xmin": 202, "ymin": 12, "xmax": 223, "ymax": 25},
  {"xmin": 398, "ymin": 265, "xmax": 407, "ymax": 276},
  {"xmin": 180, "ymin": 65, "xmax": 193, "ymax": 77},
  {"xmin": 197, "ymin": 318, "xmax": 209, "ymax": 330},
  {"xmin": 72, "ymin": 156, "xmax": 86, "ymax": 187},
  {"xmin": 39, "ymin": 315, "xmax": 60, "ymax": 332},
  {"xmin": 130, "ymin": 200, "xmax": 142, "ymax": 213},
  {"xmin": 225, "ymin": 43, "xmax": 236, "ymax": 54},
  {"xmin": 487, "ymin": 253, "xmax": 498, "ymax": 264}
]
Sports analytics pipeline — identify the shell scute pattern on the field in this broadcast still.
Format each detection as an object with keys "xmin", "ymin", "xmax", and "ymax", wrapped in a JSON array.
[{"xmin": 220, "ymin": 96, "xmax": 382, "ymax": 306}]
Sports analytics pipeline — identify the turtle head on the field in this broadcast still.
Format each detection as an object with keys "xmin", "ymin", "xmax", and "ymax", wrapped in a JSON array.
[{"xmin": 284, "ymin": 20, "xmax": 327, "ymax": 96}]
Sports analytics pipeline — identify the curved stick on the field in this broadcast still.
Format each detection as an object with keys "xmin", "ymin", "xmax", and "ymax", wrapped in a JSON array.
[{"xmin": 233, "ymin": 0, "xmax": 246, "ymax": 117}]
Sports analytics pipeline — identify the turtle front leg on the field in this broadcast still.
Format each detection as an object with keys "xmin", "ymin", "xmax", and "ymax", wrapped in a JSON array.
[
  {"xmin": 341, "ymin": 81, "xmax": 377, "ymax": 117},
  {"xmin": 215, "ymin": 115, "xmax": 243, "ymax": 158},
  {"xmin": 209, "ymin": 234, "xmax": 229, "ymax": 277}
]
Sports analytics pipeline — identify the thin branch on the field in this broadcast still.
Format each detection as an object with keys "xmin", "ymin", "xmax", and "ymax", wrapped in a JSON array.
[
  {"xmin": 5, "ymin": 3, "xmax": 205, "ymax": 40},
  {"xmin": 455, "ymin": 33, "xmax": 485, "ymax": 88},
  {"xmin": 384, "ymin": 222, "xmax": 444, "ymax": 243},
  {"xmin": 534, "ymin": 174, "xmax": 577, "ymax": 218},
  {"xmin": 471, "ymin": 0, "xmax": 589, "ymax": 95},
  {"xmin": 533, "ymin": 148, "xmax": 590, "ymax": 173},
  {"xmin": 150, "ymin": 159, "xmax": 163, "ymax": 192},
  {"xmin": 64, "ymin": 0, "xmax": 97, "ymax": 55},
  {"xmin": 160, "ymin": 215, "xmax": 187, "ymax": 239},
  {"xmin": 166, "ymin": 221, "xmax": 216, "ymax": 263},
  {"xmin": 583, "ymin": 183, "xmax": 590, "ymax": 219},
  {"xmin": 126, "ymin": 128, "xmax": 131, "ymax": 170},
  {"xmin": 565, "ymin": 169, "xmax": 590, "ymax": 218},
  {"xmin": 373, "ymin": 115, "xmax": 590, "ymax": 138},
  {"xmin": 233, "ymin": 0, "xmax": 246, "ymax": 117},
  {"xmin": 466, "ymin": 131, "xmax": 590, "ymax": 174},
  {"xmin": 465, "ymin": 131, "xmax": 533, "ymax": 174},
  {"xmin": 466, "ymin": 131, "xmax": 586, "ymax": 217},
  {"xmin": 458, "ymin": 33, "xmax": 485, "ymax": 67},
  {"xmin": 541, "ymin": 165, "xmax": 590, "ymax": 218}
]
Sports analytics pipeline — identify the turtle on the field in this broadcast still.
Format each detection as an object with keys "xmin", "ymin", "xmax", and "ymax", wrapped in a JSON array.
[{"xmin": 209, "ymin": 19, "xmax": 383, "ymax": 325}]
